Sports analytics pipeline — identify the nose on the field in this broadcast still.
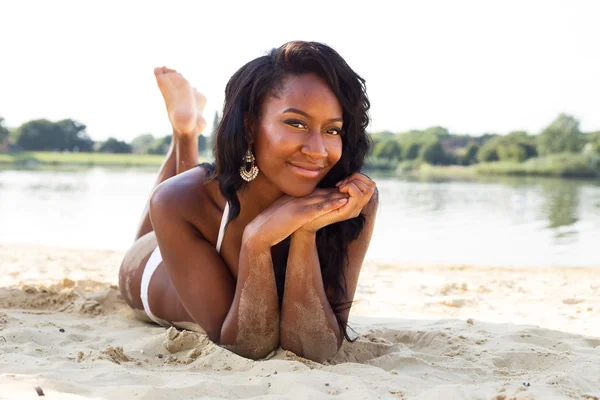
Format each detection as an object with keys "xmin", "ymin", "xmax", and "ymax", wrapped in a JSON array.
[{"xmin": 301, "ymin": 131, "xmax": 327, "ymax": 160}]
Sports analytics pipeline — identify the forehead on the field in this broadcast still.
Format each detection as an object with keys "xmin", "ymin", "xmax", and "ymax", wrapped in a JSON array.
[{"xmin": 264, "ymin": 73, "xmax": 342, "ymax": 117}]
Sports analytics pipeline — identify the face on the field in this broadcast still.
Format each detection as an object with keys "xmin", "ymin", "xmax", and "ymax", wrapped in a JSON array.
[{"xmin": 252, "ymin": 73, "xmax": 343, "ymax": 197}]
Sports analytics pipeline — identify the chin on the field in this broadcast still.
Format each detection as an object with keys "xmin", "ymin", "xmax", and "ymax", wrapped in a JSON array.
[{"xmin": 280, "ymin": 182, "xmax": 318, "ymax": 198}]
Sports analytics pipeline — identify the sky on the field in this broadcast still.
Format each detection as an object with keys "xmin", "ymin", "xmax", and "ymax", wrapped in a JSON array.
[{"xmin": 1, "ymin": 0, "xmax": 599, "ymax": 141}]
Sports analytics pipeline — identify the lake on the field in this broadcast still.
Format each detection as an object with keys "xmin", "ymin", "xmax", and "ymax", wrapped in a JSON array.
[{"xmin": 0, "ymin": 167, "xmax": 598, "ymax": 267}]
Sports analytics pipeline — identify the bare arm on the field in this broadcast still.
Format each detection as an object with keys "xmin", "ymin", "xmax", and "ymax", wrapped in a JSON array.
[
  {"xmin": 219, "ymin": 235, "xmax": 280, "ymax": 359},
  {"xmin": 280, "ymin": 230, "xmax": 341, "ymax": 361},
  {"xmin": 280, "ymin": 179, "xmax": 378, "ymax": 362},
  {"xmin": 150, "ymin": 175, "xmax": 279, "ymax": 359}
]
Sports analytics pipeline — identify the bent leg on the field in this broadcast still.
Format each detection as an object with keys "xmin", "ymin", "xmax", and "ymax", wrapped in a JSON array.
[{"xmin": 119, "ymin": 67, "xmax": 206, "ymax": 326}]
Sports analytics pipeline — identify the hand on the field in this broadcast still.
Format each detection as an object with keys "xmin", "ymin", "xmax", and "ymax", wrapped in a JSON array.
[
  {"xmin": 299, "ymin": 173, "xmax": 377, "ymax": 233},
  {"xmin": 243, "ymin": 189, "xmax": 350, "ymax": 249}
]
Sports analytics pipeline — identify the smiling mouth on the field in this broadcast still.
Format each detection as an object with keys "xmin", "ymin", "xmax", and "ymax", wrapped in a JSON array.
[{"xmin": 287, "ymin": 162, "xmax": 323, "ymax": 179}]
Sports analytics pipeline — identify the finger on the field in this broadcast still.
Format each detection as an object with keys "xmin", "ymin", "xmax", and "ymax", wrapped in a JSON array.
[
  {"xmin": 346, "ymin": 180, "xmax": 372, "ymax": 196},
  {"xmin": 307, "ymin": 196, "xmax": 349, "ymax": 217},
  {"xmin": 346, "ymin": 173, "xmax": 376, "ymax": 189},
  {"xmin": 338, "ymin": 182, "xmax": 362, "ymax": 210},
  {"xmin": 302, "ymin": 191, "xmax": 347, "ymax": 205},
  {"xmin": 336, "ymin": 172, "xmax": 375, "ymax": 189}
]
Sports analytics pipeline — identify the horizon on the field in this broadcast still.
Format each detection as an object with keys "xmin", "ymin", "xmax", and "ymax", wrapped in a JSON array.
[{"xmin": 1, "ymin": 0, "xmax": 599, "ymax": 141}]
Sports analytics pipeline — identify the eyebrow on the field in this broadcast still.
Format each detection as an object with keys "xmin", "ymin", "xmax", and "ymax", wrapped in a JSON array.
[{"xmin": 282, "ymin": 108, "xmax": 343, "ymax": 123}]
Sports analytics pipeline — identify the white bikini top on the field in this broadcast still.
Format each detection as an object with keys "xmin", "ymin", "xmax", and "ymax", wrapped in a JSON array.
[{"xmin": 215, "ymin": 202, "xmax": 230, "ymax": 253}]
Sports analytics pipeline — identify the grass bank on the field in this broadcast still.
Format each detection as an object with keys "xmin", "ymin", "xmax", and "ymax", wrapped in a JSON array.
[
  {"xmin": 473, "ymin": 153, "xmax": 600, "ymax": 178},
  {"xmin": 2, "ymin": 151, "xmax": 599, "ymax": 180},
  {"xmin": 0, "ymin": 151, "xmax": 210, "ymax": 168},
  {"xmin": 366, "ymin": 153, "xmax": 600, "ymax": 179}
]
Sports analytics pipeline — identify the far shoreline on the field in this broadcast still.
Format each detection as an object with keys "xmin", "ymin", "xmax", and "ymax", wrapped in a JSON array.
[{"xmin": 2, "ymin": 151, "xmax": 600, "ymax": 181}]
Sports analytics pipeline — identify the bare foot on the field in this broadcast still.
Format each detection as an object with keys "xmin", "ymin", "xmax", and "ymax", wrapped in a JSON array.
[{"xmin": 154, "ymin": 67, "xmax": 206, "ymax": 135}]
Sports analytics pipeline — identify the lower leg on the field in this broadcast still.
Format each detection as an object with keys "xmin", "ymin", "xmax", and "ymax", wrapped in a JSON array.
[
  {"xmin": 133, "ymin": 67, "xmax": 206, "ymax": 240},
  {"xmin": 134, "ymin": 130, "xmax": 200, "ymax": 240},
  {"xmin": 134, "ymin": 136, "xmax": 177, "ymax": 240},
  {"xmin": 136, "ymin": 67, "xmax": 206, "ymax": 240},
  {"xmin": 175, "ymin": 134, "xmax": 199, "ymax": 174}
]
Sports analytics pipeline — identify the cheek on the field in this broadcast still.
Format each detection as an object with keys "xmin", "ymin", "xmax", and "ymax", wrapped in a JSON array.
[
  {"xmin": 254, "ymin": 126, "xmax": 295, "ymax": 165},
  {"xmin": 327, "ymin": 137, "xmax": 343, "ymax": 165}
]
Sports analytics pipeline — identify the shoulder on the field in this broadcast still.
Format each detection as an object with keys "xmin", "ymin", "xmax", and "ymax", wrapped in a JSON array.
[{"xmin": 150, "ymin": 165, "xmax": 219, "ymax": 220}]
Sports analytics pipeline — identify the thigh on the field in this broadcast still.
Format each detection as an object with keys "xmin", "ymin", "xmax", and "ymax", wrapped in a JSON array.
[
  {"xmin": 118, "ymin": 231, "xmax": 159, "ymax": 310},
  {"xmin": 118, "ymin": 231, "xmax": 195, "ymax": 326}
]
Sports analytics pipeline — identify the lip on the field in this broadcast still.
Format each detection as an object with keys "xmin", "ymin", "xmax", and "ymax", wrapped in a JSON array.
[{"xmin": 287, "ymin": 162, "xmax": 324, "ymax": 179}]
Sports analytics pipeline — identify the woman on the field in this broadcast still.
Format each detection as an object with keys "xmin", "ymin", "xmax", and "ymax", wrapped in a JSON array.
[{"xmin": 118, "ymin": 41, "xmax": 378, "ymax": 363}]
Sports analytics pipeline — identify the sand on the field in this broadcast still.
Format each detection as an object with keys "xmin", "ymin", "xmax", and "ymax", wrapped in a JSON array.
[{"xmin": 0, "ymin": 244, "xmax": 599, "ymax": 400}]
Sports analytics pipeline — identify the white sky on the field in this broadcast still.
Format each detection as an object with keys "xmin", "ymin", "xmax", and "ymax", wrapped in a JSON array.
[{"xmin": 1, "ymin": 0, "xmax": 599, "ymax": 141}]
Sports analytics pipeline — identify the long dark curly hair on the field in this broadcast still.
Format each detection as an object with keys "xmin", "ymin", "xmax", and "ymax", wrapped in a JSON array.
[{"xmin": 202, "ymin": 41, "xmax": 371, "ymax": 341}]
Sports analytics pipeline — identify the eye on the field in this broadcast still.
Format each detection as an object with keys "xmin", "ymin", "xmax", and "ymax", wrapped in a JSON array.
[
  {"xmin": 285, "ymin": 119, "xmax": 307, "ymax": 130},
  {"xmin": 326, "ymin": 127, "xmax": 342, "ymax": 136}
]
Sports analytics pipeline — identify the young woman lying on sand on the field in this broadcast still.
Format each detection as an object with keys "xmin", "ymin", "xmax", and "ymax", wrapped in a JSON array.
[{"xmin": 118, "ymin": 41, "xmax": 378, "ymax": 362}]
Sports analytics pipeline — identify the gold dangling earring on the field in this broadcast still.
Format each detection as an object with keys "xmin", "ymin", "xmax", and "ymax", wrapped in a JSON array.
[{"xmin": 239, "ymin": 148, "xmax": 259, "ymax": 182}]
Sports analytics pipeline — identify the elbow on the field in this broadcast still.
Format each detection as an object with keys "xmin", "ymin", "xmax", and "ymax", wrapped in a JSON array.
[
  {"xmin": 219, "ymin": 324, "xmax": 279, "ymax": 360},
  {"xmin": 280, "ymin": 340, "xmax": 340, "ymax": 364},
  {"xmin": 280, "ymin": 329, "xmax": 341, "ymax": 363},
  {"xmin": 222, "ymin": 340, "xmax": 279, "ymax": 360}
]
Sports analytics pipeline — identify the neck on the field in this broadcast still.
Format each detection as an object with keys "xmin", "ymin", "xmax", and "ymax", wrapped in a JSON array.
[{"xmin": 237, "ymin": 173, "xmax": 284, "ymax": 219}]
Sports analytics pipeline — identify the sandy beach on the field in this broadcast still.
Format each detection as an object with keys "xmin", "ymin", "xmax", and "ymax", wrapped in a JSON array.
[{"xmin": 0, "ymin": 244, "xmax": 599, "ymax": 399}]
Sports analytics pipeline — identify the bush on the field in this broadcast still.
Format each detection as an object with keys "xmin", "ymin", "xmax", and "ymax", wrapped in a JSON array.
[
  {"xmin": 477, "ymin": 142, "xmax": 499, "ymax": 162},
  {"xmin": 99, "ymin": 138, "xmax": 132, "ymax": 154},
  {"xmin": 147, "ymin": 135, "xmax": 172, "ymax": 155},
  {"xmin": 419, "ymin": 140, "xmax": 446, "ymax": 165},
  {"xmin": 373, "ymin": 138, "xmax": 402, "ymax": 161},
  {"xmin": 537, "ymin": 113, "xmax": 584, "ymax": 155},
  {"xmin": 403, "ymin": 142, "xmax": 421, "ymax": 160},
  {"xmin": 475, "ymin": 153, "xmax": 599, "ymax": 178},
  {"xmin": 497, "ymin": 143, "xmax": 528, "ymax": 162},
  {"xmin": 459, "ymin": 142, "xmax": 479, "ymax": 165},
  {"xmin": 364, "ymin": 156, "xmax": 399, "ymax": 170}
]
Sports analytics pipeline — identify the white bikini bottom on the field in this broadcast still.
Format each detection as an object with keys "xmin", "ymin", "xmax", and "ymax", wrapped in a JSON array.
[{"xmin": 139, "ymin": 246, "xmax": 171, "ymax": 327}]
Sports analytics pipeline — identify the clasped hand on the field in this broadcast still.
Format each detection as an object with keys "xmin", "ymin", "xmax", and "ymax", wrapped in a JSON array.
[{"xmin": 244, "ymin": 173, "xmax": 377, "ymax": 248}]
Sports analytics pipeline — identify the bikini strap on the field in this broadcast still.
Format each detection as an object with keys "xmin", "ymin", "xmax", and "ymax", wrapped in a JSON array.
[{"xmin": 216, "ymin": 202, "xmax": 229, "ymax": 253}]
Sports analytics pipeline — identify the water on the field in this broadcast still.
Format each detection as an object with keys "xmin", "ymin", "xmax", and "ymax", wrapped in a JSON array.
[{"xmin": 0, "ymin": 167, "xmax": 598, "ymax": 267}]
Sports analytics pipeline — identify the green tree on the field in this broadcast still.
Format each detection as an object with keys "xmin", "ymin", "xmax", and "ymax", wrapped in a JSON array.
[
  {"xmin": 55, "ymin": 119, "xmax": 93, "ymax": 152},
  {"xmin": 403, "ymin": 141, "xmax": 421, "ymax": 160},
  {"xmin": 477, "ymin": 141, "xmax": 500, "ymax": 162},
  {"xmin": 0, "ymin": 117, "xmax": 9, "ymax": 147},
  {"xmin": 537, "ymin": 113, "xmax": 583, "ymax": 155},
  {"xmin": 497, "ymin": 143, "xmax": 528, "ymax": 162},
  {"xmin": 15, "ymin": 118, "xmax": 93, "ymax": 151},
  {"xmin": 423, "ymin": 126, "xmax": 450, "ymax": 141},
  {"xmin": 147, "ymin": 135, "xmax": 172, "ymax": 154},
  {"xmin": 373, "ymin": 138, "xmax": 402, "ymax": 160},
  {"xmin": 99, "ymin": 137, "xmax": 132, "ymax": 153},
  {"xmin": 593, "ymin": 139, "xmax": 600, "ymax": 154},
  {"xmin": 461, "ymin": 142, "xmax": 480, "ymax": 165},
  {"xmin": 369, "ymin": 131, "xmax": 395, "ymax": 146},
  {"xmin": 131, "ymin": 133, "xmax": 155, "ymax": 154},
  {"xmin": 493, "ymin": 131, "xmax": 537, "ymax": 162},
  {"xmin": 16, "ymin": 119, "xmax": 60, "ymax": 150},
  {"xmin": 209, "ymin": 111, "xmax": 220, "ymax": 154},
  {"xmin": 419, "ymin": 140, "xmax": 446, "ymax": 164},
  {"xmin": 198, "ymin": 134, "xmax": 207, "ymax": 153}
]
